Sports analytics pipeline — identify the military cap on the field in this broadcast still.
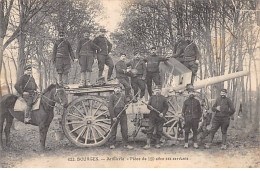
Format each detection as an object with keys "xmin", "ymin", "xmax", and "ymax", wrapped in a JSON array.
[
  {"xmin": 120, "ymin": 53, "xmax": 126, "ymax": 56},
  {"xmin": 150, "ymin": 46, "xmax": 156, "ymax": 50},
  {"xmin": 24, "ymin": 65, "xmax": 32, "ymax": 71},
  {"xmin": 133, "ymin": 51, "xmax": 139, "ymax": 56},
  {"xmin": 221, "ymin": 89, "xmax": 227, "ymax": 93},
  {"xmin": 59, "ymin": 31, "xmax": 65, "ymax": 36},
  {"xmin": 186, "ymin": 84, "xmax": 195, "ymax": 91},
  {"xmin": 100, "ymin": 28, "xmax": 107, "ymax": 33}
]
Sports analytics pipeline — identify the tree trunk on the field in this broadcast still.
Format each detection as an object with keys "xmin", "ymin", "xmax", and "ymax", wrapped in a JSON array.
[
  {"xmin": 3, "ymin": 60, "xmax": 11, "ymax": 94},
  {"xmin": 0, "ymin": 37, "xmax": 4, "ymax": 99}
]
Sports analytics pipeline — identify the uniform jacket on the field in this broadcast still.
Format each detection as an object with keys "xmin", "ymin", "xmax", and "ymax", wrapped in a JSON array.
[
  {"xmin": 108, "ymin": 93, "xmax": 127, "ymax": 118},
  {"xmin": 182, "ymin": 97, "xmax": 202, "ymax": 119},
  {"xmin": 148, "ymin": 94, "xmax": 169, "ymax": 116},
  {"xmin": 143, "ymin": 54, "xmax": 168, "ymax": 73},
  {"xmin": 174, "ymin": 40, "xmax": 200, "ymax": 61},
  {"xmin": 212, "ymin": 97, "xmax": 235, "ymax": 117},
  {"xmin": 53, "ymin": 39, "xmax": 75, "ymax": 61},
  {"xmin": 93, "ymin": 35, "xmax": 112, "ymax": 55},
  {"xmin": 76, "ymin": 38, "xmax": 100, "ymax": 58},
  {"xmin": 115, "ymin": 60, "xmax": 128, "ymax": 79},
  {"xmin": 127, "ymin": 58, "xmax": 146, "ymax": 78},
  {"xmin": 14, "ymin": 74, "xmax": 37, "ymax": 95}
]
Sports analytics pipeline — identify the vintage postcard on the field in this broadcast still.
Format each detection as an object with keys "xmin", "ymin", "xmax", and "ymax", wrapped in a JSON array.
[{"xmin": 0, "ymin": 0, "xmax": 259, "ymax": 168}]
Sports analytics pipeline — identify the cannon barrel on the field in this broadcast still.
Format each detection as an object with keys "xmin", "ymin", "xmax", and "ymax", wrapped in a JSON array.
[{"xmin": 165, "ymin": 70, "xmax": 249, "ymax": 92}]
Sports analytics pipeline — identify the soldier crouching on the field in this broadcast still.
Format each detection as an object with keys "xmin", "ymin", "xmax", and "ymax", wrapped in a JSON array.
[
  {"xmin": 108, "ymin": 84, "xmax": 134, "ymax": 150},
  {"xmin": 143, "ymin": 85, "xmax": 169, "ymax": 149},
  {"xmin": 205, "ymin": 89, "xmax": 235, "ymax": 150},
  {"xmin": 182, "ymin": 85, "xmax": 202, "ymax": 149}
]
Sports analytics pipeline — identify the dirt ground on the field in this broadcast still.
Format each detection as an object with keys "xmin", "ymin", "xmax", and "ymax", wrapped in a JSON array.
[{"xmin": 0, "ymin": 116, "xmax": 259, "ymax": 168}]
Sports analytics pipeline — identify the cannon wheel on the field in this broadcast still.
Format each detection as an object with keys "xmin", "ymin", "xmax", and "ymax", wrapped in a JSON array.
[
  {"xmin": 162, "ymin": 92, "xmax": 208, "ymax": 141},
  {"xmin": 62, "ymin": 96, "xmax": 112, "ymax": 147}
]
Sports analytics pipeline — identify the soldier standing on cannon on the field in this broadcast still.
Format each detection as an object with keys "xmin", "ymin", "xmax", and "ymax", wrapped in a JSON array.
[
  {"xmin": 127, "ymin": 51, "xmax": 146, "ymax": 101},
  {"xmin": 144, "ymin": 47, "xmax": 170, "ymax": 97},
  {"xmin": 93, "ymin": 28, "xmax": 114, "ymax": 82},
  {"xmin": 115, "ymin": 53, "xmax": 132, "ymax": 101},
  {"xmin": 143, "ymin": 85, "xmax": 169, "ymax": 149},
  {"xmin": 108, "ymin": 84, "xmax": 134, "ymax": 150},
  {"xmin": 53, "ymin": 31, "xmax": 75, "ymax": 88},
  {"xmin": 205, "ymin": 89, "xmax": 235, "ymax": 150},
  {"xmin": 76, "ymin": 32, "xmax": 101, "ymax": 88},
  {"xmin": 182, "ymin": 85, "xmax": 202, "ymax": 149},
  {"xmin": 14, "ymin": 65, "xmax": 38, "ymax": 124},
  {"xmin": 173, "ymin": 30, "xmax": 200, "ymax": 84}
]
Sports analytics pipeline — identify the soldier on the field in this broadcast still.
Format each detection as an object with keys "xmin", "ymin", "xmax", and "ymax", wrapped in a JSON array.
[
  {"xmin": 205, "ymin": 89, "xmax": 235, "ymax": 150},
  {"xmin": 143, "ymin": 85, "xmax": 169, "ymax": 149},
  {"xmin": 182, "ymin": 85, "xmax": 202, "ymax": 149},
  {"xmin": 14, "ymin": 65, "xmax": 38, "ymax": 123},
  {"xmin": 144, "ymin": 47, "xmax": 170, "ymax": 97},
  {"xmin": 127, "ymin": 51, "xmax": 146, "ymax": 100},
  {"xmin": 173, "ymin": 32, "xmax": 184, "ymax": 54},
  {"xmin": 108, "ymin": 84, "xmax": 134, "ymax": 150},
  {"xmin": 53, "ymin": 31, "xmax": 75, "ymax": 88},
  {"xmin": 115, "ymin": 53, "xmax": 131, "ymax": 100},
  {"xmin": 173, "ymin": 30, "xmax": 200, "ymax": 84},
  {"xmin": 76, "ymin": 32, "xmax": 101, "ymax": 88},
  {"xmin": 93, "ymin": 28, "xmax": 114, "ymax": 81}
]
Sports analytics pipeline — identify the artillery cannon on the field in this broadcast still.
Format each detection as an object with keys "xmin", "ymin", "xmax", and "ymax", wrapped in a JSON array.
[{"xmin": 60, "ymin": 58, "xmax": 248, "ymax": 148}]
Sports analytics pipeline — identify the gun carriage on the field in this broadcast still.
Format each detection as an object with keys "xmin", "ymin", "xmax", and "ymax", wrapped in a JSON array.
[{"xmin": 60, "ymin": 58, "xmax": 248, "ymax": 148}]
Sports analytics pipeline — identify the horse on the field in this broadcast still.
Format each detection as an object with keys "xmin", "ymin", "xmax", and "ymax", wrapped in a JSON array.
[{"xmin": 0, "ymin": 84, "xmax": 68, "ymax": 151}]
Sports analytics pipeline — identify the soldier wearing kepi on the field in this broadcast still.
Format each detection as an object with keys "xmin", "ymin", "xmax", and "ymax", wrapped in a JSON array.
[
  {"xmin": 14, "ymin": 65, "xmax": 38, "ymax": 123},
  {"xmin": 144, "ymin": 47, "xmax": 170, "ymax": 97},
  {"xmin": 108, "ymin": 84, "xmax": 134, "ymax": 150},
  {"xmin": 93, "ymin": 28, "xmax": 114, "ymax": 81},
  {"xmin": 173, "ymin": 30, "xmax": 200, "ymax": 84},
  {"xmin": 127, "ymin": 51, "xmax": 146, "ymax": 101},
  {"xmin": 53, "ymin": 31, "xmax": 75, "ymax": 88},
  {"xmin": 115, "ymin": 53, "xmax": 132, "ymax": 100},
  {"xmin": 76, "ymin": 32, "xmax": 100, "ymax": 88},
  {"xmin": 182, "ymin": 85, "xmax": 202, "ymax": 149},
  {"xmin": 205, "ymin": 89, "xmax": 235, "ymax": 150},
  {"xmin": 143, "ymin": 85, "xmax": 169, "ymax": 149}
]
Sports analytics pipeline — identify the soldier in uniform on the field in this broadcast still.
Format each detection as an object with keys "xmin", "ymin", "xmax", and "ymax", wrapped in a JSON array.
[
  {"xmin": 143, "ymin": 85, "xmax": 169, "ymax": 149},
  {"xmin": 173, "ymin": 30, "xmax": 200, "ymax": 84},
  {"xmin": 144, "ymin": 47, "xmax": 170, "ymax": 97},
  {"xmin": 173, "ymin": 32, "xmax": 184, "ymax": 54},
  {"xmin": 76, "ymin": 32, "xmax": 101, "ymax": 88},
  {"xmin": 14, "ymin": 65, "xmax": 38, "ymax": 123},
  {"xmin": 108, "ymin": 84, "xmax": 134, "ymax": 150},
  {"xmin": 205, "ymin": 89, "xmax": 235, "ymax": 150},
  {"xmin": 53, "ymin": 31, "xmax": 75, "ymax": 88},
  {"xmin": 93, "ymin": 28, "xmax": 114, "ymax": 81},
  {"xmin": 182, "ymin": 85, "xmax": 202, "ymax": 149},
  {"xmin": 115, "ymin": 53, "xmax": 132, "ymax": 100},
  {"xmin": 127, "ymin": 51, "xmax": 146, "ymax": 100}
]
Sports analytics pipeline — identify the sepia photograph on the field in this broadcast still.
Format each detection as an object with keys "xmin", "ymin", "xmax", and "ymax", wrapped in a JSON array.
[{"xmin": 0, "ymin": 0, "xmax": 259, "ymax": 168}]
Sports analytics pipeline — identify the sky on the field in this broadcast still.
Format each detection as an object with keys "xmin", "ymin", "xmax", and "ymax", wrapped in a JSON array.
[{"xmin": 97, "ymin": 0, "xmax": 124, "ymax": 32}]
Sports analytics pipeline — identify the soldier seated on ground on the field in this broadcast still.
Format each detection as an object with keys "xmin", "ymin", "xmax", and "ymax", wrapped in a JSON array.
[
  {"xmin": 182, "ymin": 85, "xmax": 202, "ymax": 149},
  {"xmin": 143, "ymin": 85, "xmax": 169, "ymax": 149},
  {"xmin": 14, "ymin": 65, "xmax": 38, "ymax": 124},
  {"xmin": 204, "ymin": 89, "xmax": 235, "ymax": 150},
  {"xmin": 108, "ymin": 84, "xmax": 134, "ymax": 150}
]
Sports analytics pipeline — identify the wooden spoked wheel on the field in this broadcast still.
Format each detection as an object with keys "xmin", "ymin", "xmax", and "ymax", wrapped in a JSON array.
[
  {"xmin": 162, "ymin": 92, "xmax": 207, "ymax": 140},
  {"xmin": 62, "ymin": 96, "xmax": 112, "ymax": 147}
]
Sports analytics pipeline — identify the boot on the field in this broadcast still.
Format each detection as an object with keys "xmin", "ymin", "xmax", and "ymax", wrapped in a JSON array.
[
  {"xmin": 63, "ymin": 73, "xmax": 69, "ymax": 89},
  {"xmin": 79, "ymin": 72, "xmax": 86, "ymax": 88},
  {"xmin": 193, "ymin": 143, "xmax": 199, "ymax": 149},
  {"xmin": 184, "ymin": 143, "xmax": 189, "ymax": 148},
  {"xmin": 24, "ymin": 106, "xmax": 32, "ymax": 124},
  {"xmin": 204, "ymin": 143, "xmax": 211, "ymax": 149},
  {"xmin": 143, "ymin": 138, "xmax": 151, "ymax": 149},
  {"xmin": 58, "ymin": 74, "xmax": 63, "ymax": 86},
  {"xmin": 86, "ymin": 72, "xmax": 92, "ymax": 87},
  {"xmin": 221, "ymin": 144, "xmax": 227, "ymax": 150}
]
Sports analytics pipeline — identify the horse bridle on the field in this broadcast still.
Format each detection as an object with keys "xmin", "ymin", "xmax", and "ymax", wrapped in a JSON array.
[{"xmin": 41, "ymin": 88, "xmax": 65, "ymax": 108}]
